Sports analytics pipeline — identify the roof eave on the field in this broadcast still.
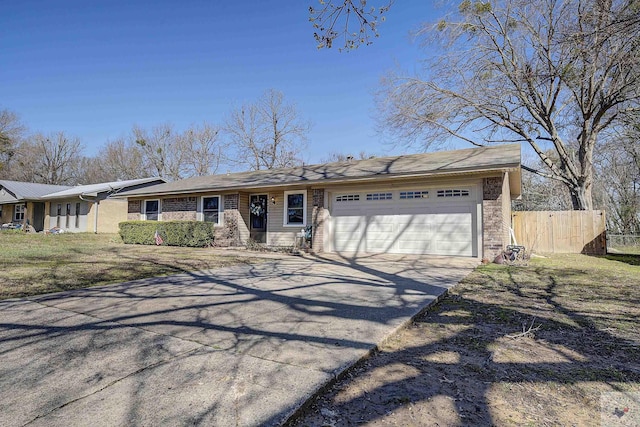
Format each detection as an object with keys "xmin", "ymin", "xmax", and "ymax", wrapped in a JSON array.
[{"xmin": 115, "ymin": 164, "xmax": 521, "ymax": 199}]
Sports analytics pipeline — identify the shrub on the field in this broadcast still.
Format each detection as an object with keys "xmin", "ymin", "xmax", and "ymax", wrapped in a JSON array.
[{"xmin": 119, "ymin": 221, "xmax": 215, "ymax": 247}]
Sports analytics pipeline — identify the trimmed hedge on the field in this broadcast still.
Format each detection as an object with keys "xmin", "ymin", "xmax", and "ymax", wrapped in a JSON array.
[{"xmin": 119, "ymin": 221, "xmax": 215, "ymax": 247}]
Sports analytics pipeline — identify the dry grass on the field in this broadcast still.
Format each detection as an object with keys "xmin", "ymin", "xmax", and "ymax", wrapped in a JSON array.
[
  {"xmin": 293, "ymin": 254, "xmax": 640, "ymax": 427},
  {"xmin": 0, "ymin": 232, "xmax": 263, "ymax": 300}
]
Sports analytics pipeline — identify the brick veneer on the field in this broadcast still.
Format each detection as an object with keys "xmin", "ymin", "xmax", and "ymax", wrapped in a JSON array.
[
  {"xmin": 311, "ymin": 189, "xmax": 325, "ymax": 253},
  {"xmin": 216, "ymin": 194, "xmax": 240, "ymax": 246},
  {"xmin": 482, "ymin": 176, "xmax": 506, "ymax": 260},
  {"xmin": 161, "ymin": 197, "xmax": 197, "ymax": 221},
  {"xmin": 127, "ymin": 200, "xmax": 141, "ymax": 221}
]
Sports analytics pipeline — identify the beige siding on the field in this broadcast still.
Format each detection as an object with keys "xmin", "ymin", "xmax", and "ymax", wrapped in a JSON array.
[
  {"xmin": 0, "ymin": 204, "xmax": 13, "ymax": 224},
  {"xmin": 96, "ymin": 199, "xmax": 128, "ymax": 233},
  {"xmin": 237, "ymin": 192, "xmax": 250, "ymax": 244},
  {"xmin": 267, "ymin": 189, "xmax": 311, "ymax": 247}
]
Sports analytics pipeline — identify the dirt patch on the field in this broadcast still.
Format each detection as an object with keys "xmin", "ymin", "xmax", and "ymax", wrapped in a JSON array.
[{"xmin": 290, "ymin": 254, "xmax": 640, "ymax": 426}]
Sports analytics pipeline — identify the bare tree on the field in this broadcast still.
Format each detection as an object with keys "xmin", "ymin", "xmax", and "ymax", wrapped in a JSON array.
[
  {"xmin": 181, "ymin": 123, "xmax": 226, "ymax": 177},
  {"xmin": 75, "ymin": 139, "xmax": 148, "ymax": 183},
  {"xmin": 133, "ymin": 123, "xmax": 186, "ymax": 180},
  {"xmin": 0, "ymin": 109, "xmax": 26, "ymax": 175},
  {"xmin": 12, "ymin": 132, "xmax": 83, "ymax": 184},
  {"xmin": 595, "ymin": 129, "xmax": 640, "ymax": 233},
  {"xmin": 309, "ymin": 0, "xmax": 393, "ymax": 50},
  {"xmin": 321, "ymin": 151, "xmax": 376, "ymax": 163},
  {"xmin": 378, "ymin": 0, "xmax": 640, "ymax": 210},
  {"xmin": 224, "ymin": 90, "xmax": 312, "ymax": 170}
]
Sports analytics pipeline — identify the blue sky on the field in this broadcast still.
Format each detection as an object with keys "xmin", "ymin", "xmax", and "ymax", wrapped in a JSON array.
[{"xmin": 1, "ymin": 1, "xmax": 448, "ymax": 164}]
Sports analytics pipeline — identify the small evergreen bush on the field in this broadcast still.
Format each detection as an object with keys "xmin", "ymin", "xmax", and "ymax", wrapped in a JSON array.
[{"xmin": 119, "ymin": 221, "xmax": 215, "ymax": 247}]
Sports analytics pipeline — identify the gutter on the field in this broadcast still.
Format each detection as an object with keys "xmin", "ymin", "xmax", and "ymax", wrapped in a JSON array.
[{"xmin": 112, "ymin": 165, "xmax": 522, "ymax": 199}]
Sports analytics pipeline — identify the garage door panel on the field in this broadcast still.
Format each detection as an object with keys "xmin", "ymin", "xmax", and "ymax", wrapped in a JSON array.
[
  {"xmin": 331, "ymin": 190, "xmax": 477, "ymax": 257},
  {"xmin": 434, "ymin": 240, "xmax": 472, "ymax": 256}
]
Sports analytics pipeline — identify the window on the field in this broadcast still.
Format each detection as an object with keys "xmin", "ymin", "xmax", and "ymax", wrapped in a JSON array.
[
  {"xmin": 75, "ymin": 203, "xmax": 81, "ymax": 228},
  {"xmin": 66, "ymin": 203, "xmax": 71, "ymax": 228},
  {"xmin": 336, "ymin": 194, "xmax": 360, "ymax": 202},
  {"xmin": 400, "ymin": 191, "xmax": 429, "ymax": 200},
  {"xmin": 14, "ymin": 204, "xmax": 25, "ymax": 222},
  {"xmin": 284, "ymin": 191, "xmax": 306, "ymax": 226},
  {"xmin": 56, "ymin": 204, "xmax": 62, "ymax": 228},
  {"xmin": 201, "ymin": 196, "xmax": 221, "ymax": 225},
  {"xmin": 437, "ymin": 189, "xmax": 470, "ymax": 198},
  {"xmin": 366, "ymin": 192, "xmax": 393, "ymax": 201},
  {"xmin": 144, "ymin": 200, "xmax": 160, "ymax": 221}
]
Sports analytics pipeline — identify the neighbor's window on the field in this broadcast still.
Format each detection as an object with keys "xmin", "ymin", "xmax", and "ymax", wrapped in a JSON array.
[
  {"xmin": 202, "ymin": 196, "xmax": 221, "ymax": 224},
  {"xmin": 284, "ymin": 191, "xmax": 306, "ymax": 226},
  {"xmin": 145, "ymin": 200, "xmax": 160, "ymax": 221},
  {"xmin": 66, "ymin": 203, "xmax": 71, "ymax": 228},
  {"xmin": 75, "ymin": 203, "xmax": 81, "ymax": 228},
  {"xmin": 14, "ymin": 204, "xmax": 25, "ymax": 222}
]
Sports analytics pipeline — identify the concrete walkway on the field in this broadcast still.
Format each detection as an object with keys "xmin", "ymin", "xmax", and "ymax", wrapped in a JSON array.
[{"xmin": 0, "ymin": 252, "xmax": 476, "ymax": 427}]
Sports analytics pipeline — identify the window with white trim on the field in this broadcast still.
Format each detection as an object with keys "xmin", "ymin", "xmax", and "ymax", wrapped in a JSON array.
[
  {"xmin": 399, "ymin": 191, "xmax": 429, "ymax": 199},
  {"xmin": 14, "ymin": 204, "xmax": 25, "ymax": 222},
  {"xmin": 144, "ymin": 200, "xmax": 160, "ymax": 221},
  {"xmin": 335, "ymin": 194, "xmax": 360, "ymax": 202},
  {"xmin": 284, "ymin": 190, "xmax": 306, "ymax": 226},
  {"xmin": 201, "ymin": 196, "xmax": 221, "ymax": 225},
  {"xmin": 366, "ymin": 192, "xmax": 392, "ymax": 201},
  {"xmin": 437, "ymin": 189, "xmax": 470, "ymax": 198}
]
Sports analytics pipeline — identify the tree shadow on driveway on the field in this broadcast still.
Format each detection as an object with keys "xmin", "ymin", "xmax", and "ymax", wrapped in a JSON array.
[{"xmin": 0, "ymin": 251, "xmax": 474, "ymax": 427}]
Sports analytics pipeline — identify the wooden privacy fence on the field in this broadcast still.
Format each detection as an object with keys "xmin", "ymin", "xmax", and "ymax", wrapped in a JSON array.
[{"xmin": 512, "ymin": 210, "xmax": 607, "ymax": 255}]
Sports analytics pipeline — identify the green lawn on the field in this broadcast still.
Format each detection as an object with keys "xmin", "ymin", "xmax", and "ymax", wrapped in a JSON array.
[
  {"xmin": 293, "ymin": 253, "xmax": 640, "ymax": 427},
  {"xmin": 0, "ymin": 232, "xmax": 262, "ymax": 300}
]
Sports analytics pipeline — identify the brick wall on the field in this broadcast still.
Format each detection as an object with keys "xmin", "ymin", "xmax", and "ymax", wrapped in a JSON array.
[
  {"xmin": 312, "ymin": 189, "xmax": 325, "ymax": 253},
  {"xmin": 162, "ymin": 197, "xmax": 197, "ymax": 221},
  {"xmin": 214, "ymin": 194, "xmax": 240, "ymax": 247},
  {"xmin": 483, "ymin": 176, "xmax": 507, "ymax": 260},
  {"xmin": 127, "ymin": 200, "xmax": 141, "ymax": 221}
]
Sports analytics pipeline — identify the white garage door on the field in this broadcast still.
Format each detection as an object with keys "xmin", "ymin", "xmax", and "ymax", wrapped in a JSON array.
[{"xmin": 330, "ymin": 188, "xmax": 478, "ymax": 256}]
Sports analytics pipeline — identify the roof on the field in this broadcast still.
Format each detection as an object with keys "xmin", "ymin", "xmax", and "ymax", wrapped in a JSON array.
[
  {"xmin": 0, "ymin": 180, "xmax": 72, "ymax": 204},
  {"xmin": 118, "ymin": 144, "xmax": 522, "ymax": 198},
  {"xmin": 41, "ymin": 177, "xmax": 166, "ymax": 200}
]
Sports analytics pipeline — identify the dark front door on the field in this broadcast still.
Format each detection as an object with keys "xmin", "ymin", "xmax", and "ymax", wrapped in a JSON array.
[
  {"xmin": 249, "ymin": 194, "xmax": 267, "ymax": 243},
  {"xmin": 33, "ymin": 202, "xmax": 45, "ymax": 232}
]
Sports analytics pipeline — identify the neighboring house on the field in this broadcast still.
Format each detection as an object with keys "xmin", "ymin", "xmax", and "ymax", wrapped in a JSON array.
[
  {"xmin": 39, "ymin": 178, "xmax": 166, "ymax": 233},
  {"xmin": 0, "ymin": 181, "xmax": 72, "ymax": 231},
  {"xmin": 117, "ymin": 144, "xmax": 522, "ymax": 260},
  {"xmin": 0, "ymin": 178, "xmax": 165, "ymax": 233}
]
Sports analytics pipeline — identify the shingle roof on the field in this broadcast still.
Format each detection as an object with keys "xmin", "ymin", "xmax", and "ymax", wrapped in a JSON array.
[
  {"xmin": 0, "ymin": 180, "xmax": 72, "ymax": 204},
  {"xmin": 41, "ymin": 177, "xmax": 166, "ymax": 199},
  {"xmin": 118, "ymin": 144, "xmax": 521, "ymax": 198}
]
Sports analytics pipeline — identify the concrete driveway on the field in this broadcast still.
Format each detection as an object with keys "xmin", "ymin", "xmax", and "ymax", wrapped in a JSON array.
[{"xmin": 0, "ymin": 252, "xmax": 476, "ymax": 427}]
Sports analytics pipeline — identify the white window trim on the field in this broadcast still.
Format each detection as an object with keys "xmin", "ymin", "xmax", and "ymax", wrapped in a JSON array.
[
  {"xmin": 142, "ymin": 199, "xmax": 162, "ymax": 221},
  {"xmin": 283, "ymin": 190, "xmax": 307, "ymax": 227},
  {"xmin": 198, "ymin": 194, "xmax": 223, "ymax": 226},
  {"xmin": 14, "ymin": 203, "xmax": 25, "ymax": 222}
]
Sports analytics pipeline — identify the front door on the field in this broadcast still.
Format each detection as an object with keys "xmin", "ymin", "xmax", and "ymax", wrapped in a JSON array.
[
  {"xmin": 33, "ymin": 202, "xmax": 45, "ymax": 232},
  {"xmin": 249, "ymin": 194, "xmax": 267, "ymax": 243}
]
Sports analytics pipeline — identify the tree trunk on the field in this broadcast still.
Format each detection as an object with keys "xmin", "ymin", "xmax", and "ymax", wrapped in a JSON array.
[{"xmin": 569, "ymin": 182, "xmax": 593, "ymax": 210}]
